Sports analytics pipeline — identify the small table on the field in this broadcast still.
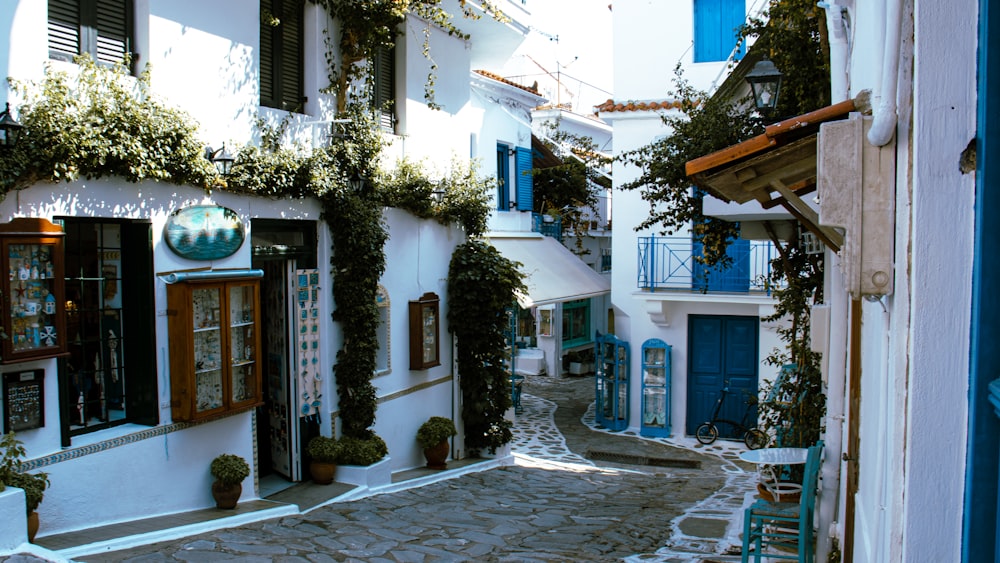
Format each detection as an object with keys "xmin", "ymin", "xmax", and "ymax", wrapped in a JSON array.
[{"xmin": 739, "ymin": 447, "xmax": 808, "ymax": 502}]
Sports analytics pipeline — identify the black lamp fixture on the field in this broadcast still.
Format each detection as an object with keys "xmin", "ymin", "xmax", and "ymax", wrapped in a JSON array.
[
  {"xmin": 745, "ymin": 58, "xmax": 783, "ymax": 114},
  {"xmin": 349, "ymin": 171, "xmax": 367, "ymax": 193},
  {"xmin": 205, "ymin": 144, "xmax": 235, "ymax": 176},
  {"xmin": 431, "ymin": 182, "xmax": 446, "ymax": 204},
  {"xmin": 0, "ymin": 103, "xmax": 24, "ymax": 149}
]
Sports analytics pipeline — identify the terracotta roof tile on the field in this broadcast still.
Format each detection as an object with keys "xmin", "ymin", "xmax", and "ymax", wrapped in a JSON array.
[
  {"xmin": 473, "ymin": 70, "xmax": 541, "ymax": 96},
  {"xmin": 595, "ymin": 98, "xmax": 683, "ymax": 113}
]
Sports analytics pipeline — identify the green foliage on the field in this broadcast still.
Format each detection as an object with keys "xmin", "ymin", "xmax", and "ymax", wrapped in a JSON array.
[
  {"xmin": 0, "ymin": 432, "xmax": 49, "ymax": 514},
  {"xmin": 209, "ymin": 453, "xmax": 250, "ymax": 486},
  {"xmin": 311, "ymin": 0, "xmax": 506, "ymax": 111},
  {"xmin": 337, "ymin": 432, "xmax": 389, "ymax": 466},
  {"xmin": 381, "ymin": 156, "xmax": 494, "ymax": 237},
  {"xmin": 447, "ymin": 240, "xmax": 525, "ymax": 454},
  {"xmin": 759, "ymin": 230, "xmax": 826, "ymax": 451},
  {"xmin": 306, "ymin": 435, "xmax": 341, "ymax": 462},
  {"xmin": 617, "ymin": 67, "xmax": 758, "ymax": 266},
  {"xmin": 416, "ymin": 416, "xmax": 457, "ymax": 449},
  {"xmin": 2, "ymin": 56, "xmax": 214, "ymax": 194},
  {"xmin": 739, "ymin": 0, "xmax": 831, "ymax": 119},
  {"xmin": 532, "ymin": 122, "xmax": 610, "ymax": 254}
]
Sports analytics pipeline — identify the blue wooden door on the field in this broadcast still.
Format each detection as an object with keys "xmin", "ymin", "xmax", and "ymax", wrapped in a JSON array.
[{"xmin": 687, "ymin": 315, "xmax": 759, "ymax": 437}]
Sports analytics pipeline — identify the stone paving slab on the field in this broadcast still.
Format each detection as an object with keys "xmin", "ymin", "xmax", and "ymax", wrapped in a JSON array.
[{"xmin": 2, "ymin": 374, "xmax": 762, "ymax": 562}]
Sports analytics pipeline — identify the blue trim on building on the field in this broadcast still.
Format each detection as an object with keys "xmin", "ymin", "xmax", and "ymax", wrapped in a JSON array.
[{"xmin": 963, "ymin": 0, "xmax": 1000, "ymax": 558}]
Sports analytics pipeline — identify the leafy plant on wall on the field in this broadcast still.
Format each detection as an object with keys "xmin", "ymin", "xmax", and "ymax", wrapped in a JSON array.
[
  {"xmin": 758, "ymin": 228, "xmax": 826, "ymax": 451},
  {"xmin": 1, "ymin": 56, "xmax": 214, "ymax": 195},
  {"xmin": 311, "ymin": 0, "xmax": 507, "ymax": 111},
  {"xmin": 447, "ymin": 239, "xmax": 525, "ymax": 454}
]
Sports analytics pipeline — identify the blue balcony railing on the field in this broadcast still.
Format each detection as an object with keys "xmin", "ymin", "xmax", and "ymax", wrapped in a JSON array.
[
  {"xmin": 636, "ymin": 236, "xmax": 778, "ymax": 294},
  {"xmin": 531, "ymin": 213, "xmax": 563, "ymax": 242}
]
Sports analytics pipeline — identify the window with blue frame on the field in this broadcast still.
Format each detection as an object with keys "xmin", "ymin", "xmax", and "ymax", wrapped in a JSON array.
[
  {"xmin": 562, "ymin": 299, "xmax": 591, "ymax": 347},
  {"xmin": 693, "ymin": 0, "xmax": 745, "ymax": 63}
]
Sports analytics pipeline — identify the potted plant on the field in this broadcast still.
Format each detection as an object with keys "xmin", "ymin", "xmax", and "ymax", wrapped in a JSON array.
[
  {"xmin": 209, "ymin": 453, "xmax": 249, "ymax": 509},
  {"xmin": 1, "ymin": 432, "xmax": 49, "ymax": 541},
  {"xmin": 416, "ymin": 416, "xmax": 457, "ymax": 469},
  {"xmin": 306, "ymin": 435, "xmax": 340, "ymax": 484},
  {"xmin": 336, "ymin": 432, "xmax": 388, "ymax": 466}
]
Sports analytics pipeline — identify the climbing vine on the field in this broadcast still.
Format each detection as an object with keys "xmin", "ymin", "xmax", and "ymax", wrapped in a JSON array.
[
  {"xmin": 447, "ymin": 239, "xmax": 525, "ymax": 454},
  {"xmin": 758, "ymin": 227, "xmax": 826, "ymax": 450},
  {"xmin": 311, "ymin": 0, "xmax": 507, "ymax": 111}
]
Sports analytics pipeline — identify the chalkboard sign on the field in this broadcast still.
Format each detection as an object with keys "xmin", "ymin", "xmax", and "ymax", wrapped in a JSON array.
[{"xmin": 3, "ymin": 369, "xmax": 44, "ymax": 433}]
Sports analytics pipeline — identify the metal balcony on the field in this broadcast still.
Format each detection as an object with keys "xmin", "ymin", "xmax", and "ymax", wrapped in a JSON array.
[{"xmin": 636, "ymin": 236, "xmax": 778, "ymax": 294}]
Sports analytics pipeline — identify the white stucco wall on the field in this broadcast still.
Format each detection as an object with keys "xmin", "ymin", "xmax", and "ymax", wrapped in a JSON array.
[
  {"xmin": 0, "ymin": 0, "xmax": 508, "ymax": 535},
  {"xmin": 824, "ymin": 0, "xmax": 977, "ymax": 560}
]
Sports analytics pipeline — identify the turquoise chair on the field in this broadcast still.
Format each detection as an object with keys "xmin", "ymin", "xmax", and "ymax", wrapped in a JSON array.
[{"xmin": 741, "ymin": 440, "xmax": 824, "ymax": 563}]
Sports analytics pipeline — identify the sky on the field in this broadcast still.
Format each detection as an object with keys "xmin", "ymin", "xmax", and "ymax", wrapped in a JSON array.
[{"xmin": 502, "ymin": 0, "xmax": 614, "ymax": 113}]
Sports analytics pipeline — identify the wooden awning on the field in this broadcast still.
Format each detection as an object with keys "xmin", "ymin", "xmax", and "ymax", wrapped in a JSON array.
[{"xmin": 685, "ymin": 92, "xmax": 872, "ymax": 251}]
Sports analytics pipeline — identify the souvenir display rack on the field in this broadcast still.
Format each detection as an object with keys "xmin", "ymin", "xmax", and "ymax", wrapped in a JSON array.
[
  {"xmin": 0, "ymin": 218, "xmax": 66, "ymax": 364},
  {"xmin": 640, "ymin": 338, "xmax": 671, "ymax": 437},
  {"xmin": 167, "ymin": 276, "xmax": 262, "ymax": 422},
  {"xmin": 408, "ymin": 292, "xmax": 440, "ymax": 370}
]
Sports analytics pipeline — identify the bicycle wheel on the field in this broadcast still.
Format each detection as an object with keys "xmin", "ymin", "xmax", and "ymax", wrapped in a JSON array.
[
  {"xmin": 695, "ymin": 423, "xmax": 719, "ymax": 444},
  {"xmin": 744, "ymin": 428, "xmax": 769, "ymax": 450}
]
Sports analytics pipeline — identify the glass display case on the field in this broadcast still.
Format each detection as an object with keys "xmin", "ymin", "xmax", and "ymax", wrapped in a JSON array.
[
  {"xmin": 0, "ymin": 218, "xmax": 66, "ymax": 364},
  {"xmin": 167, "ymin": 277, "xmax": 262, "ymax": 422},
  {"xmin": 408, "ymin": 292, "xmax": 440, "ymax": 370},
  {"xmin": 595, "ymin": 332, "xmax": 629, "ymax": 431},
  {"xmin": 640, "ymin": 338, "xmax": 671, "ymax": 437}
]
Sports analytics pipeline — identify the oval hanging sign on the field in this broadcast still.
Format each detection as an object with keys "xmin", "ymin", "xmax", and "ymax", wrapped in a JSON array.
[{"xmin": 163, "ymin": 205, "xmax": 245, "ymax": 261}]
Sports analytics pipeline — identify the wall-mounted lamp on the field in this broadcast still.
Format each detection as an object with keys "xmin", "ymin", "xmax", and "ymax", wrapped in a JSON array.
[
  {"xmin": 349, "ymin": 171, "xmax": 368, "ymax": 193},
  {"xmin": 205, "ymin": 144, "xmax": 234, "ymax": 176},
  {"xmin": 431, "ymin": 187, "xmax": 446, "ymax": 204},
  {"xmin": 745, "ymin": 58, "xmax": 783, "ymax": 114},
  {"xmin": 0, "ymin": 103, "xmax": 24, "ymax": 149}
]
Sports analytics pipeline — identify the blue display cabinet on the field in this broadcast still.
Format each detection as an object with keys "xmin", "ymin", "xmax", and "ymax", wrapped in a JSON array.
[
  {"xmin": 640, "ymin": 338, "xmax": 671, "ymax": 437},
  {"xmin": 595, "ymin": 332, "xmax": 629, "ymax": 431}
]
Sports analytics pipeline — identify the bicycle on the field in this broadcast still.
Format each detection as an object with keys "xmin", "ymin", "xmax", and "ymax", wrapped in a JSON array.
[{"xmin": 694, "ymin": 381, "xmax": 769, "ymax": 449}]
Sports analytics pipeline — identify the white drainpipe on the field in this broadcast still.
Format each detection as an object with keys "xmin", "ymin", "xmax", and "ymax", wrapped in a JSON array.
[{"xmin": 868, "ymin": 0, "xmax": 904, "ymax": 146}]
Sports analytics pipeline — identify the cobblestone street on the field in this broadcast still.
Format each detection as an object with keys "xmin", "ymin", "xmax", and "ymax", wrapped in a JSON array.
[{"xmin": 5, "ymin": 375, "xmax": 759, "ymax": 562}]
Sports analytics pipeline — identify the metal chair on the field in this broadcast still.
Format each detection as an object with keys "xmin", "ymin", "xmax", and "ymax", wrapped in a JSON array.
[
  {"xmin": 741, "ymin": 440, "xmax": 824, "ymax": 563},
  {"xmin": 510, "ymin": 374, "xmax": 524, "ymax": 414}
]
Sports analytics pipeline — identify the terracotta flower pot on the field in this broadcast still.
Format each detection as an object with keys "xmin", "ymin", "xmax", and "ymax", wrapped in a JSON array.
[
  {"xmin": 423, "ymin": 441, "xmax": 450, "ymax": 469},
  {"xmin": 27, "ymin": 511, "xmax": 39, "ymax": 542},
  {"xmin": 310, "ymin": 460, "xmax": 337, "ymax": 484},
  {"xmin": 211, "ymin": 481, "xmax": 242, "ymax": 509}
]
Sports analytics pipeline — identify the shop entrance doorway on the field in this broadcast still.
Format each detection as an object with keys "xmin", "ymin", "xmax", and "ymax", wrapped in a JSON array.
[{"xmin": 252, "ymin": 220, "xmax": 317, "ymax": 484}]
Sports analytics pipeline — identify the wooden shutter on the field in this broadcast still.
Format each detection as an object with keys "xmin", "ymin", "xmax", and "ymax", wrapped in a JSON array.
[
  {"xmin": 48, "ymin": 0, "xmax": 81, "ymax": 62},
  {"xmin": 94, "ymin": 0, "xmax": 130, "ymax": 66},
  {"xmin": 515, "ymin": 147, "xmax": 534, "ymax": 211},
  {"xmin": 693, "ymin": 0, "xmax": 744, "ymax": 63},
  {"xmin": 48, "ymin": 0, "xmax": 131, "ymax": 66},
  {"xmin": 260, "ymin": 0, "xmax": 275, "ymax": 107},
  {"xmin": 278, "ymin": 0, "xmax": 303, "ymax": 111},
  {"xmin": 372, "ymin": 44, "xmax": 396, "ymax": 132}
]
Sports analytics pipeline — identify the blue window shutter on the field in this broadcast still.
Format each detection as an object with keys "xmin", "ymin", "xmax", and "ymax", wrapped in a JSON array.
[
  {"xmin": 516, "ymin": 147, "xmax": 533, "ymax": 211},
  {"xmin": 694, "ymin": 0, "xmax": 744, "ymax": 63}
]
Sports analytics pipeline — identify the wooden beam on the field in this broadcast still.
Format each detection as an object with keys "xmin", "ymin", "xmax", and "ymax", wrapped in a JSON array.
[
  {"xmin": 772, "ymin": 179, "xmax": 844, "ymax": 251},
  {"xmin": 761, "ymin": 179, "xmax": 816, "ymax": 209}
]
